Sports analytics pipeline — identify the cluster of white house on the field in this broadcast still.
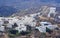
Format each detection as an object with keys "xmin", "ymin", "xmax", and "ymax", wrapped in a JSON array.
[
  {"xmin": 0, "ymin": 7, "xmax": 59, "ymax": 33},
  {"xmin": 0, "ymin": 12, "xmax": 41, "ymax": 33},
  {"xmin": 36, "ymin": 22, "xmax": 58, "ymax": 33}
]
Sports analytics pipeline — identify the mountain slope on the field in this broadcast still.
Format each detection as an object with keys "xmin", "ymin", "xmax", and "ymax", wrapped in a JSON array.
[
  {"xmin": 0, "ymin": 6, "xmax": 18, "ymax": 17},
  {"xmin": 0, "ymin": 0, "xmax": 60, "ymax": 17}
]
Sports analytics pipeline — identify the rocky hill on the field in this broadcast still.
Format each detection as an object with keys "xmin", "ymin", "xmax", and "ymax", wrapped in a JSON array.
[
  {"xmin": 0, "ymin": 6, "xmax": 18, "ymax": 17},
  {"xmin": 0, "ymin": 0, "xmax": 60, "ymax": 17}
]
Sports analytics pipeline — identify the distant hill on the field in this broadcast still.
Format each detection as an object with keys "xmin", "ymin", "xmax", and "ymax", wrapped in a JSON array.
[
  {"xmin": 11, "ymin": 6, "xmax": 42, "ymax": 16},
  {"xmin": 0, "ymin": 0, "xmax": 60, "ymax": 17},
  {"xmin": 0, "ymin": 6, "xmax": 18, "ymax": 17}
]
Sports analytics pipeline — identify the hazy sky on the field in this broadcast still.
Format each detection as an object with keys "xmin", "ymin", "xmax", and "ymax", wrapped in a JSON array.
[
  {"xmin": 0, "ymin": 0, "xmax": 60, "ymax": 9},
  {"xmin": 0, "ymin": 0, "xmax": 60, "ymax": 6}
]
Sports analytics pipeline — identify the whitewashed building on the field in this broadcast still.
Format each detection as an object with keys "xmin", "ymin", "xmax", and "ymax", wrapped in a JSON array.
[
  {"xmin": 15, "ymin": 20, "xmax": 27, "ymax": 33},
  {"xmin": 24, "ymin": 15, "xmax": 36, "ymax": 27},
  {"xmin": 36, "ymin": 22, "xmax": 58, "ymax": 33},
  {"xmin": 0, "ymin": 13, "xmax": 39, "ymax": 33},
  {"xmin": 0, "ymin": 26, "xmax": 5, "ymax": 32},
  {"xmin": 48, "ymin": 7, "xmax": 56, "ymax": 17}
]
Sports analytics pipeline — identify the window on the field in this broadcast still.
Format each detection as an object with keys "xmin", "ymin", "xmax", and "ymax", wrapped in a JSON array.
[
  {"xmin": 20, "ymin": 24, "xmax": 22, "ymax": 26},
  {"xmin": 19, "ymin": 28, "xmax": 21, "ymax": 29},
  {"xmin": 44, "ymin": 24, "xmax": 49, "ymax": 26},
  {"xmin": 32, "ymin": 20, "xmax": 35, "ymax": 22}
]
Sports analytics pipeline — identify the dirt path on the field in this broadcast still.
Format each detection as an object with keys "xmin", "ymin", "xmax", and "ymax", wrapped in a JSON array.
[{"xmin": 3, "ymin": 33, "xmax": 9, "ymax": 38}]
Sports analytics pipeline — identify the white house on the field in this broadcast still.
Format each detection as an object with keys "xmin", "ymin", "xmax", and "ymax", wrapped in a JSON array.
[
  {"xmin": 36, "ymin": 26, "xmax": 46, "ymax": 33},
  {"xmin": 40, "ymin": 22, "xmax": 58, "ymax": 29},
  {"xmin": 0, "ymin": 20, "xmax": 4, "ymax": 26},
  {"xmin": 54, "ymin": 14, "xmax": 60, "ymax": 23},
  {"xmin": 15, "ymin": 21, "xmax": 27, "ymax": 33},
  {"xmin": 6, "ymin": 23, "xmax": 13, "ymax": 28},
  {"xmin": 30, "ymin": 13, "xmax": 40, "ymax": 17},
  {"xmin": 36, "ymin": 22, "xmax": 58, "ymax": 33},
  {"xmin": 0, "ymin": 26, "xmax": 5, "ymax": 32},
  {"xmin": 0, "ymin": 17, "xmax": 5, "ymax": 26},
  {"xmin": 40, "ymin": 22, "xmax": 52, "ymax": 26},
  {"xmin": 48, "ymin": 7, "xmax": 56, "ymax": 17}
]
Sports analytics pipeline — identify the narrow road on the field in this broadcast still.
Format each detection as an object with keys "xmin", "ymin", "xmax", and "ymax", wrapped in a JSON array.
[{"xmin": 4, "ymin": 33, "xmax": 9, "ymax": 38}]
